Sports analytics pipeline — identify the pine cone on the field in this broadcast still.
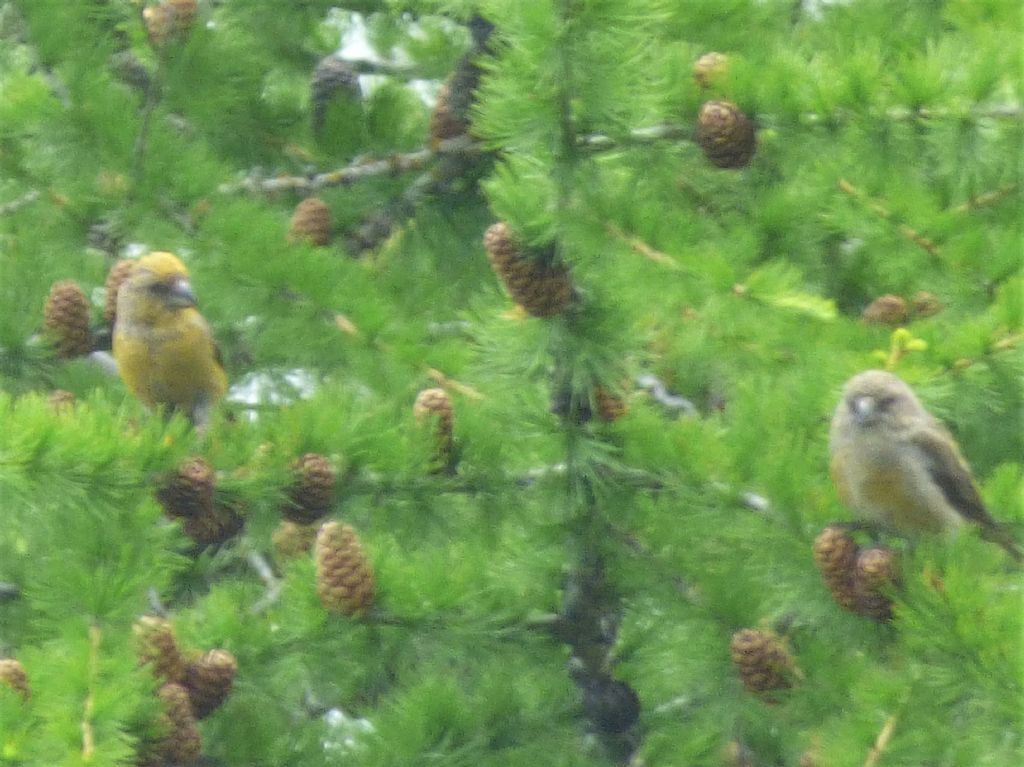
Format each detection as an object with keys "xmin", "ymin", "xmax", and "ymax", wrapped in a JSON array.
[
  {"xmin": 157, "ymin": 457, "xmax": 216, "ymax": 519},
  {"xmin": 594, "ymin": 387, "xmax": 627, "ymax": 422},
  {"xmin": 580, "ymin": 675, "xmax": 640, "ymax": 734},
  {"xmin": 134, "ymin": 616, "xmax": 185, "ymax": 685},
  {"xmin": 693, "ymin": 51, "xmax": 729, "ymax": 89},
  {"xmin": 285, "ymin": 453, "xmax": 336, "ymax": 523},
  {"xmin": 729, "ymin": 628, "xmax": 797, "ymax": 695},
  {"xmin": 861, "ymin": 294, "xmax": 909, "ymax": 326},
  {"xmin": 0, "ymin": 658, "xmax": 30, "ymax": 701},
  {"xmin": 183, "ymin": 649, "xmax": 237, "ymax": 719},
  {"xmin": 483, "ymin": 222, "xmax": 575, "ymax": 318},
  {"xmin": 110, "ymin": 51, "xmax": 152, "ymax": 93},
  {"xmin": 429, "ymin": 55, "xmax": 483, "ymax": 146},
  {"xmin": 48, "ymin": 389, "xmax": 76, "ymax": 413},
  {"xmin": 722, "ymin": 740, "xmax": 756, "ymax": 767},
  {"xmin": 144, "ymin": 0, "xmax": 195, "ymax": 47},
  {"xmin": 315, "ymin": 521, "xmax": 375, "ymax": 616},
  {"xmin": 854, "ymin": 546, "xmax": 898, "ymax": 622},
  {"xmin": 181, "ymin": 503, "xmax": 244, "ymax": 546},
  {"xmin": 153, "ymin": 683, "xmax": 202, "ymax": 766},
  {"xmin": 413, "ymin": 388, "xmax": 455, "ymax": 469},
  {"xmin": 44, "ymin": 280, "xmax": 93, "ymax": 358},
  {"xmin": 288, "ymin": 197, "xmax": 332, "ymax": 246},
  {"xmin": 695, "ymin": 100, "xmax": 756, "ymax": 169},
  {"xmin": 812, "ymin": 524, "xmax": 861, "ymax": 612},
  {"xmin": 311, "ymin": 56, "xmax": 361, "ymax": 133},
  {"xmin": 272, "ymin": 520, "xmax": 318, "ymax": 561},
  {"xmin": 104, "ymin": 259, "xmax": 136, "ymax": 327},
  {"xmin": 910, "ymin": 290, "xmax": 942, "ymax": 318}
]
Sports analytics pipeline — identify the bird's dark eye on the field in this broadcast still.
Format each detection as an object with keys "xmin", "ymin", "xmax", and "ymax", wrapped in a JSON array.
[
  {"xmin": 877, "ymin": 396, "xmax": 896, "ymax": 409},
  {"xmin": 149, "ymin": 283, "xmax": 170, "ymax": 295}
]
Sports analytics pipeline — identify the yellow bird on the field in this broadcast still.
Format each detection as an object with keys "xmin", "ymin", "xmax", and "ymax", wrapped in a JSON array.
[
  {"xmin": 829, "ymin": 370, "xmax": 1021, "ymax": 562},
  {"xmin": 113, "ymin": 251, "xmax": 227, "ymax": 428}
]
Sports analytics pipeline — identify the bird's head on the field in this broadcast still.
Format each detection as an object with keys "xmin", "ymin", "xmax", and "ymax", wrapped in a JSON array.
[
  {"xmin": 840, "ymin": 370, "xmax": 923, "ymax": 429},
  {"xmin": 128, "ymin": 251, "xmax": 197, "ymax": 309}
]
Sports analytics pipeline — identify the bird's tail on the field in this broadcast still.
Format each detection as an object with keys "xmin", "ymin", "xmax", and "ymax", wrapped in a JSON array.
[{"xmin": 980, "ymin": 523, "xmax": 1024, "ymax": 565}]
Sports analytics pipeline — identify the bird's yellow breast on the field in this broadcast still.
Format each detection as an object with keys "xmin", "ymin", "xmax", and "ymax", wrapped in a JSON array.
[{"xmin": 114, "ymin": 310, "xmax": 226, "ymax": 411}]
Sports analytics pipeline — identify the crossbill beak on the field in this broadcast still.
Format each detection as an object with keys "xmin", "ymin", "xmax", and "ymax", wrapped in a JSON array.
[{"xmin": 168, "ymin": 278, "xmax": 198, "ymax": 308}]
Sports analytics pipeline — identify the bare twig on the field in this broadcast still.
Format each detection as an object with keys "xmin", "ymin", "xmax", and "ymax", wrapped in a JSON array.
[
  {"xmin": 0, "ymin": 190, "xmax": 41, "ymax": 216},
  {"xmin": 82, "ymin": 624, "xmax": 101, "ymax": 759},
  {"xmin": 219, "ymin": 136, "xmax": 479, "ymax": 195},
  {"xmin": 0, "ymin": 582, "xmax": 20, "ymax": 602},
  {"xmin": 863, "ymin": 712, "xmax": 898, "ymax": 767},
  {"xmin": 605, "ymin": 224, "xmax": 682, "ymax": 270},
  {"xmin": 952, "ymin": 184, "xmax": 1018, "ymax": 213},
  {"xmin": 837, "ymin": 179, "xmax": 940, "ymax": 257},
  {"xmin": 426, "ymin": 368, "xmax": 484, "ymax": 400},
  {"xmin": 130, "ymin": 74, "xmax": 162, "ymax": 199},
  {"xmin": 247, "ymin": 551, "xmax": 282, "ymax": 615}
]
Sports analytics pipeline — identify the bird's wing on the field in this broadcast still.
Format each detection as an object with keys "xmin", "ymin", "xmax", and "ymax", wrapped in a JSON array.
[{"xmin": 909, "ymin": 426, "xmax": 993, "ymax": 526}]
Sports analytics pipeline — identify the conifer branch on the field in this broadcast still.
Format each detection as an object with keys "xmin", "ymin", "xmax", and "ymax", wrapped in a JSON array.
[{"xmin": 837, "ymin": 179, "xmax": 941, "ymax": 257}]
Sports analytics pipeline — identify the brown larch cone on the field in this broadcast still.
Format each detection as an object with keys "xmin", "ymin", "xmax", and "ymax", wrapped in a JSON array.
[
  {"xmin": 273, "ymin": 520, "xmax": 319, "ymax": 561},
  {"xmin": 157, "ymin": 457, "xmax": 216, "ymax": 519},
  {"xmin": 722, "ymin": 739, "xmax": 755, "ymax": 767},
  {"xmin": 315, "ymin": 521, "xmax": 375, "ymax": 616},
  {"xmin": 429, "ymin": 54, "xmax": 483, "ymax": 147},
  {"xmin": 729, "ymin": 628, "xmax": 798, "ymax": 695},
  {"xmin": 695, "ymin": 100, "xmax": 756, "ymax": 169},
  {"xmin": 311, "ymin": 55, "xmax": 361, "ymax": 134},
  {"xmin": 693, "ymin": 52, "xmax": 729, "ymax": 89},
  {"xmin": 285, "ymin": 453, "xmax": 336, "ymax": 523},
  {"xmin": 910, "ymin": 290, "xmax": 942, "ymax": 318},
  {"xmin": 144, "ymin": 0, "xmax": 195, "ymax": 47},
  {"xmin": 183, "ymin": 649, "xmax": 237, "ymax": 719},
  {"xmin": 414, "ymin": 388, "xmax": 455, "ymax": 469},
  {"xmin": 134, "ymin": 616, "xmax": 185, "ymax": 685},
  {"xmin": 0, "ymin": 658, "xmax": 30, "ymax": 701},
  {"xmin": 594, "ymin": 387, "xmax": 627, "ymax": 422},
  {"xmin": 288, "ymin": 197, "xmax": 332, "ymax": 246},
  {"xmin": 812, "ymin": 524, "xmax": 861, "ymax": 612},
  {"xmin": 483, "ymin": 222, "xmax": 575, "ymax": 318},
  {"xmin": 861, "ymin": 294, "xmax": 909, "ymax": 326},
  {"xmin": 154, "ymin": 683, "xmax": 202, "ymax": 766},
  {"xmin": 854, "ymin": 546, "xmax": 898, "ymax": 622},
  {"xmin": 104, "ymin": 259, "xmax": 136, "ymax": 327},
  {"xmin": 44, "ymin": 280, "xmax": 93, "ymax": 358},
  {"xmin": 48, "ymin": 389, "xmax": 76, "ymax": 412},
  {"xmin": 181, "ymin": 503, "xmax": 244, "ymax": 546},
  {"xmin": 110, "ymin": 50, "xmax": 152, "ymax": 93}
]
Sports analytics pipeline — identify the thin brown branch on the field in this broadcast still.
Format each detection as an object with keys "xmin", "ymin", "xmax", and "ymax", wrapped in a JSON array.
[
  {"xmin": 952, "ymin": 184, "xmax": 1018, "ymax": 213},
  {"xmin": 219, "ymin": 136, "xmax": 479, "ymax": 195},
  {"xmin": 82, "ymin": 624, "xmax": 100, "ymax": 759},
  {"xmin": 0, "ymin": 190, "xmax": 41, "ymax": 216},
  {"xmin": 837, "ymin": 179, "xmax": 941, "ymax": 257},
  {"xmin": 606, "ymin": 224, "xmax": 682, "ymax": 270},
  {"xmin": 426, "ymin": 368, "xmax": 484, "ymax": 400},
  {"xmin": 863, "ymin": 712, "xmax": 898, "ymax": 767}
]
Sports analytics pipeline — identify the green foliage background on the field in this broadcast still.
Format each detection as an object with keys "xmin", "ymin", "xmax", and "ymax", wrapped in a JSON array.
[{"xmin": 0, "ymin": 1, "xmax": 1021, "ymax": 765}]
